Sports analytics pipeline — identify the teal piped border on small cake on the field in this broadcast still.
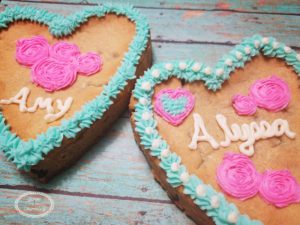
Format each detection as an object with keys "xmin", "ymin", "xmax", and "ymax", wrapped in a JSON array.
[
  {"xmin": 0, "ymin": 4, "xmax": 150, "ymax": 171},
  {"xmin": 133, "ymin": 34, "xmax": 300, "ymax": 225}
]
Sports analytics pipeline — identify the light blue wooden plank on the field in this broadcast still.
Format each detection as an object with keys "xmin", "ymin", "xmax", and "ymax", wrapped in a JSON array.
[
  {"xmin": 3, "ymin": 2, "xmax": 300, "ymax": 47},
  {"xmin": 3, "ymin": 0, "xmax": 300, "ymax": 14},
  {"xmin": 0, "ymin": 189, "xmax": 194, "ymax": 225},
  {"xmin": 153, "ymin": 42, "xmax": 232, "ymax": 65},
  {"xmin": 0, "ymin": 118, "xmax": 170, "ymax": 200}
]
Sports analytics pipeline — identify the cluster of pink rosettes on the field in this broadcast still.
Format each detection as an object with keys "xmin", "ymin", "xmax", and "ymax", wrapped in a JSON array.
[
  {"xmin": 217, "ymin": 153, "xmax": 300, "ymax": 208},
  {"xmin": 16, "ymin": 36, "xmax": 103, "ymax": 92},
  {"xmin": 232, "ymin": 75, "xmax": 291, "ymax": 116}
]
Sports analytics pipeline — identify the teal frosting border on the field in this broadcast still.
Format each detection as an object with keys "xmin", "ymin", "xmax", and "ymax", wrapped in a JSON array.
[
  {"xmin": 0, "ymin": 5, "xmax": 150, "ymax": 171},
  {"xmin": 133, "ymin": 34, "xmax": 300, "ymax": 225}
]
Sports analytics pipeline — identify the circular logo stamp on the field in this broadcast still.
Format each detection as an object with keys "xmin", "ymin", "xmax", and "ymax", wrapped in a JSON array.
[{"xmin": 15, "ymin": 192, "xmax": 54, "ymax": 218}]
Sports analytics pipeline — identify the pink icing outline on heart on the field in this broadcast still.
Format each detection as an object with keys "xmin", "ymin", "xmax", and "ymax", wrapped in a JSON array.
[
  {"xmin": 15, "ymin": 35, "xmax": 103, "ymax": 92},
  {"xmin": 154, "ymin": 88, "xmax": 195, "ymax": 126}
]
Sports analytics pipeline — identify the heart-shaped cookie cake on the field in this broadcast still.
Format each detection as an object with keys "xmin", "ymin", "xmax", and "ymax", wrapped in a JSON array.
[
  {"xmin": 130, "ymin": 35, "xmax": 300, "ymax": 225},
  {"xmin": 0, "ymin": 5, "xmax": 151, "ymax": 182}
]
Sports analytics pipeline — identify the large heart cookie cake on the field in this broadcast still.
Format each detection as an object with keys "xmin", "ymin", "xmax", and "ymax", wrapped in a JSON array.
[
  {"xmin": 130, "ymin": 35, "xmax": 300, "ymax": 224},
  {"xmin": 0, "ymin": 5, "xmax": 151, "ymax": 182}
]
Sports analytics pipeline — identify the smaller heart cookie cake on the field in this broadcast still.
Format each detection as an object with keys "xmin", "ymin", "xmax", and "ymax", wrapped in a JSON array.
[
  {"xmin": 0, "ymin": 5, "xmax": 152, "ymax": 182},
  {"xmin": 130, "ymin": 35, "xmax": 300, "ymax": 225}
]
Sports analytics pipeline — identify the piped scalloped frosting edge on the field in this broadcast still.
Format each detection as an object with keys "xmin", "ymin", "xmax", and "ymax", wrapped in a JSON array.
[
  {"xmin": 0, "ymin": 4, "xmax": 150, "ymax": 171},
  {"xmin": 132, "ymin": 34, "xmax": 300, "ymax": 225}
]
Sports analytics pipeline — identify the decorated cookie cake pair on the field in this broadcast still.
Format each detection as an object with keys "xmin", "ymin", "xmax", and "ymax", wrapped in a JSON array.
[{"xmin": 1, "ymin": 4, "xmax": 300, "ymax": 225}]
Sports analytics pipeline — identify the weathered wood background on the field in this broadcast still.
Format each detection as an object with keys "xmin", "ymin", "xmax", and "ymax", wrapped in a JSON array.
[{"xmin": 0, "ymin": 0, "xmax": 299, "ymax": 224}]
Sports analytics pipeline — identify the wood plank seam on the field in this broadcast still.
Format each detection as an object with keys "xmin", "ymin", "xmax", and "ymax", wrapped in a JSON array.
[
  {"xmin": 3, "ymin": 0, "xmax": 300, "ymax": 16},
  {"xmin": 0, "ymin": 184, "xmax": 173, "ymax": 204},
  {"xmin": 152, "ymin": 39, "xmax": 300, "ymax": 50}
]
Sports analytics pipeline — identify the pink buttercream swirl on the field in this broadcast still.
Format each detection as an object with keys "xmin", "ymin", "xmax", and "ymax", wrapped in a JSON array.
[
  {"xmin": 154, "ymin": 88, "xmax": 195, "ymax": 126},
  {"xmin": 249, "ymin": 75, "xmax": 291, "ymax": 112},
  {"xmin": 216, "ymin": 152, "xmax": 260, "ymax": 200},
  {"xmin": 16, "ymin": 36, "xmax": 50, "ymax": 66},
  {"xmin": 31, "ymin": 58, "xmax": 77, "ymax": 92},
  {"xmin": 50, "ymin": 42, "xmax": 80, "ymax": 63},
  {"xmin": 259, "ymin": 170, "xmax": 300, "ymax": 208},
  {"xmin": 16, "ymin": 35, "xmax": 103, "ymax": 92},
  {"xmin": 232, "ymin": 95, "xmax": 257, "ymax": 116},
  {"xmin": 77, "ymin": 52, "xmax": 103, "ymax": 76},
  {"xmin": 217, "ymin": 153, "xmax": 300, "ymax": 208}
]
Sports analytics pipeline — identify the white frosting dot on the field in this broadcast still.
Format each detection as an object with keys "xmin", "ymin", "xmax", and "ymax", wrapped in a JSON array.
[
  {"xmin": 139, "ymin": 97, "xmax": 148, "ymax": 105},
  {"xmin": 235, "ymin": 51, "xmax": 243, "ymax": 60},
  {"xmin": 216, "ymin": 68, "xmax": 224, "ymax": 76},
  {"xmin": 151, "ymin": 69, "xmax": 160, "ymax": 78},
  {"xmin": 284, "ymin": 46, "xmax": 292, "ymax": 53},
  {"xmin": 145, "ymin": 127, "xmax": 154, "ymax": 135},
  {"xmin": 196, "ymin": 184, "xmax": 206, "ymax": 197},
  {"xmin": 179, "ymin": 62, "xmax": 187, "ymax": 70},
  {"xmin": 254, "ymin": 40, "xmax": 260, "ymax": 49},
  {"xmin": 204, "ymin": 67, "xmax": 212, "ymax": 75},
  {"xmin": 262, "ymin": 37, "xmax": 269, "ymax": 44},
  {"xmin": 141, "ymin": 81, "xmax": 151, "ymax": 91},
  {"xmin": 210, "ymin": 195, "xmax": 220, "ymax": 208},
  {"xmin": 171, "ymin": 162, "xmax": 179, "ymax": 172},
  {"xmin": 142, "ymin": 112, "xmax": 152, "ymax": 121},
  {"xmin": 272, "ymin": 41, "xmax": 279, "ymax": 49},
  {"xmin": 151, "ymin": 139, "xmax": 161, "ymax": 149},
  {"xmin": 192, "ymin": 62, "xmax": 201, "ymax": 72},
  {"xmin": 244, "ymin": 46, "xmax": 251, "ymax": 55},
  {"xmin": 160, "ymin": 148, "xmax": 170, "ymax": 158},
  {"xmin": 225, "ymin": 59, "xmax": 233, "ymax": 66},
  {"xmin": 297, "ymin": 54, "xmax": 300, "ymax": 61},
  {"xmin": 227, "ymin": 212, "xmax": 239, "ymax": 224},
  {"xmin": 165, "ymin": 63, "xmax": 173, "ymax": 71},
  {"xmin": 180, "ymin": 172, "xmax": 190, "ymax": 183}
]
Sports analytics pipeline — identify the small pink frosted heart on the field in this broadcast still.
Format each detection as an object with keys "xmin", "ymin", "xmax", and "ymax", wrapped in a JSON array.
[{"xmin": 154, "ymin": 88, "xmax": 195, "ymax": 126}]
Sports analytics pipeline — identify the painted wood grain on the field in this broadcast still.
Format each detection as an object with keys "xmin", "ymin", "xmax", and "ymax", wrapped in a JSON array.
[
  {"xmin": 3, "ymin": 1, "xmax": 300, "ymax": 47},
  {"xmin": 0, "ymin": 189, "xmax": 194, "ymax": 225},
  {"xmin": 0, "ymin": 1, "xmax": 299, "ymax": 224},
  {"xmin": 0, "ymin": 118, "xmax": 170, "ymax": 200},
  {"xmin": 3, "ymin": 0, "xmax": 300, "ymax": 14}
]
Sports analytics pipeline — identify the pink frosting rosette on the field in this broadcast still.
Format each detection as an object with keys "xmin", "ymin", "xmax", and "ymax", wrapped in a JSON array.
[
  {"xmin": 50, "ymin": 41, "xmax": 80, "ymax": 63},
  {"xmin": 15, "ymin": 35, "xmax": 104, "ymax": 92},
  {"xmin": 77, "ymin": 52, "xmax": 103, "ymax": 76},
  {"xmin": 217, "ymin": 153, "xmax": 261, "ymax": 200},
  {"xmin": 16, "ymin": 36, "xmax": 50, "ymax": 66},
  {"xmin": 232, "ymin": 94, "xmax": 257, "ymax": 116},
  {"xmin": 259, "ymin": 170, "xmax": 300, "ymax": 208},
  {"xmin": 249, "ymin": 75, "xmax": 291, "ymax": 112},
  {"xmin": 31, "ymin": 57, "xmax": 77, "ymax": 92}
]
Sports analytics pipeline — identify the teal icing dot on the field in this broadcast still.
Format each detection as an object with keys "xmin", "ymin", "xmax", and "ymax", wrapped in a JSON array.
[{"xmin": 161, "ymin": 94, "xmax": 188, "ymax": 116}]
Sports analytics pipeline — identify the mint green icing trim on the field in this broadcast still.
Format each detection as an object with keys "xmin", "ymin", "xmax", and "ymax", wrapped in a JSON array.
[
  {"xmin": 133, "ymin": 35, "xmax": 300, "ymax": 224},
  {"xmin": 0, "ymin": 4, "xmax": 150, "ymax": 170},
  {"xmin": 161, "ymin": 94, "xmax": 188, "ymax": 115}
]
